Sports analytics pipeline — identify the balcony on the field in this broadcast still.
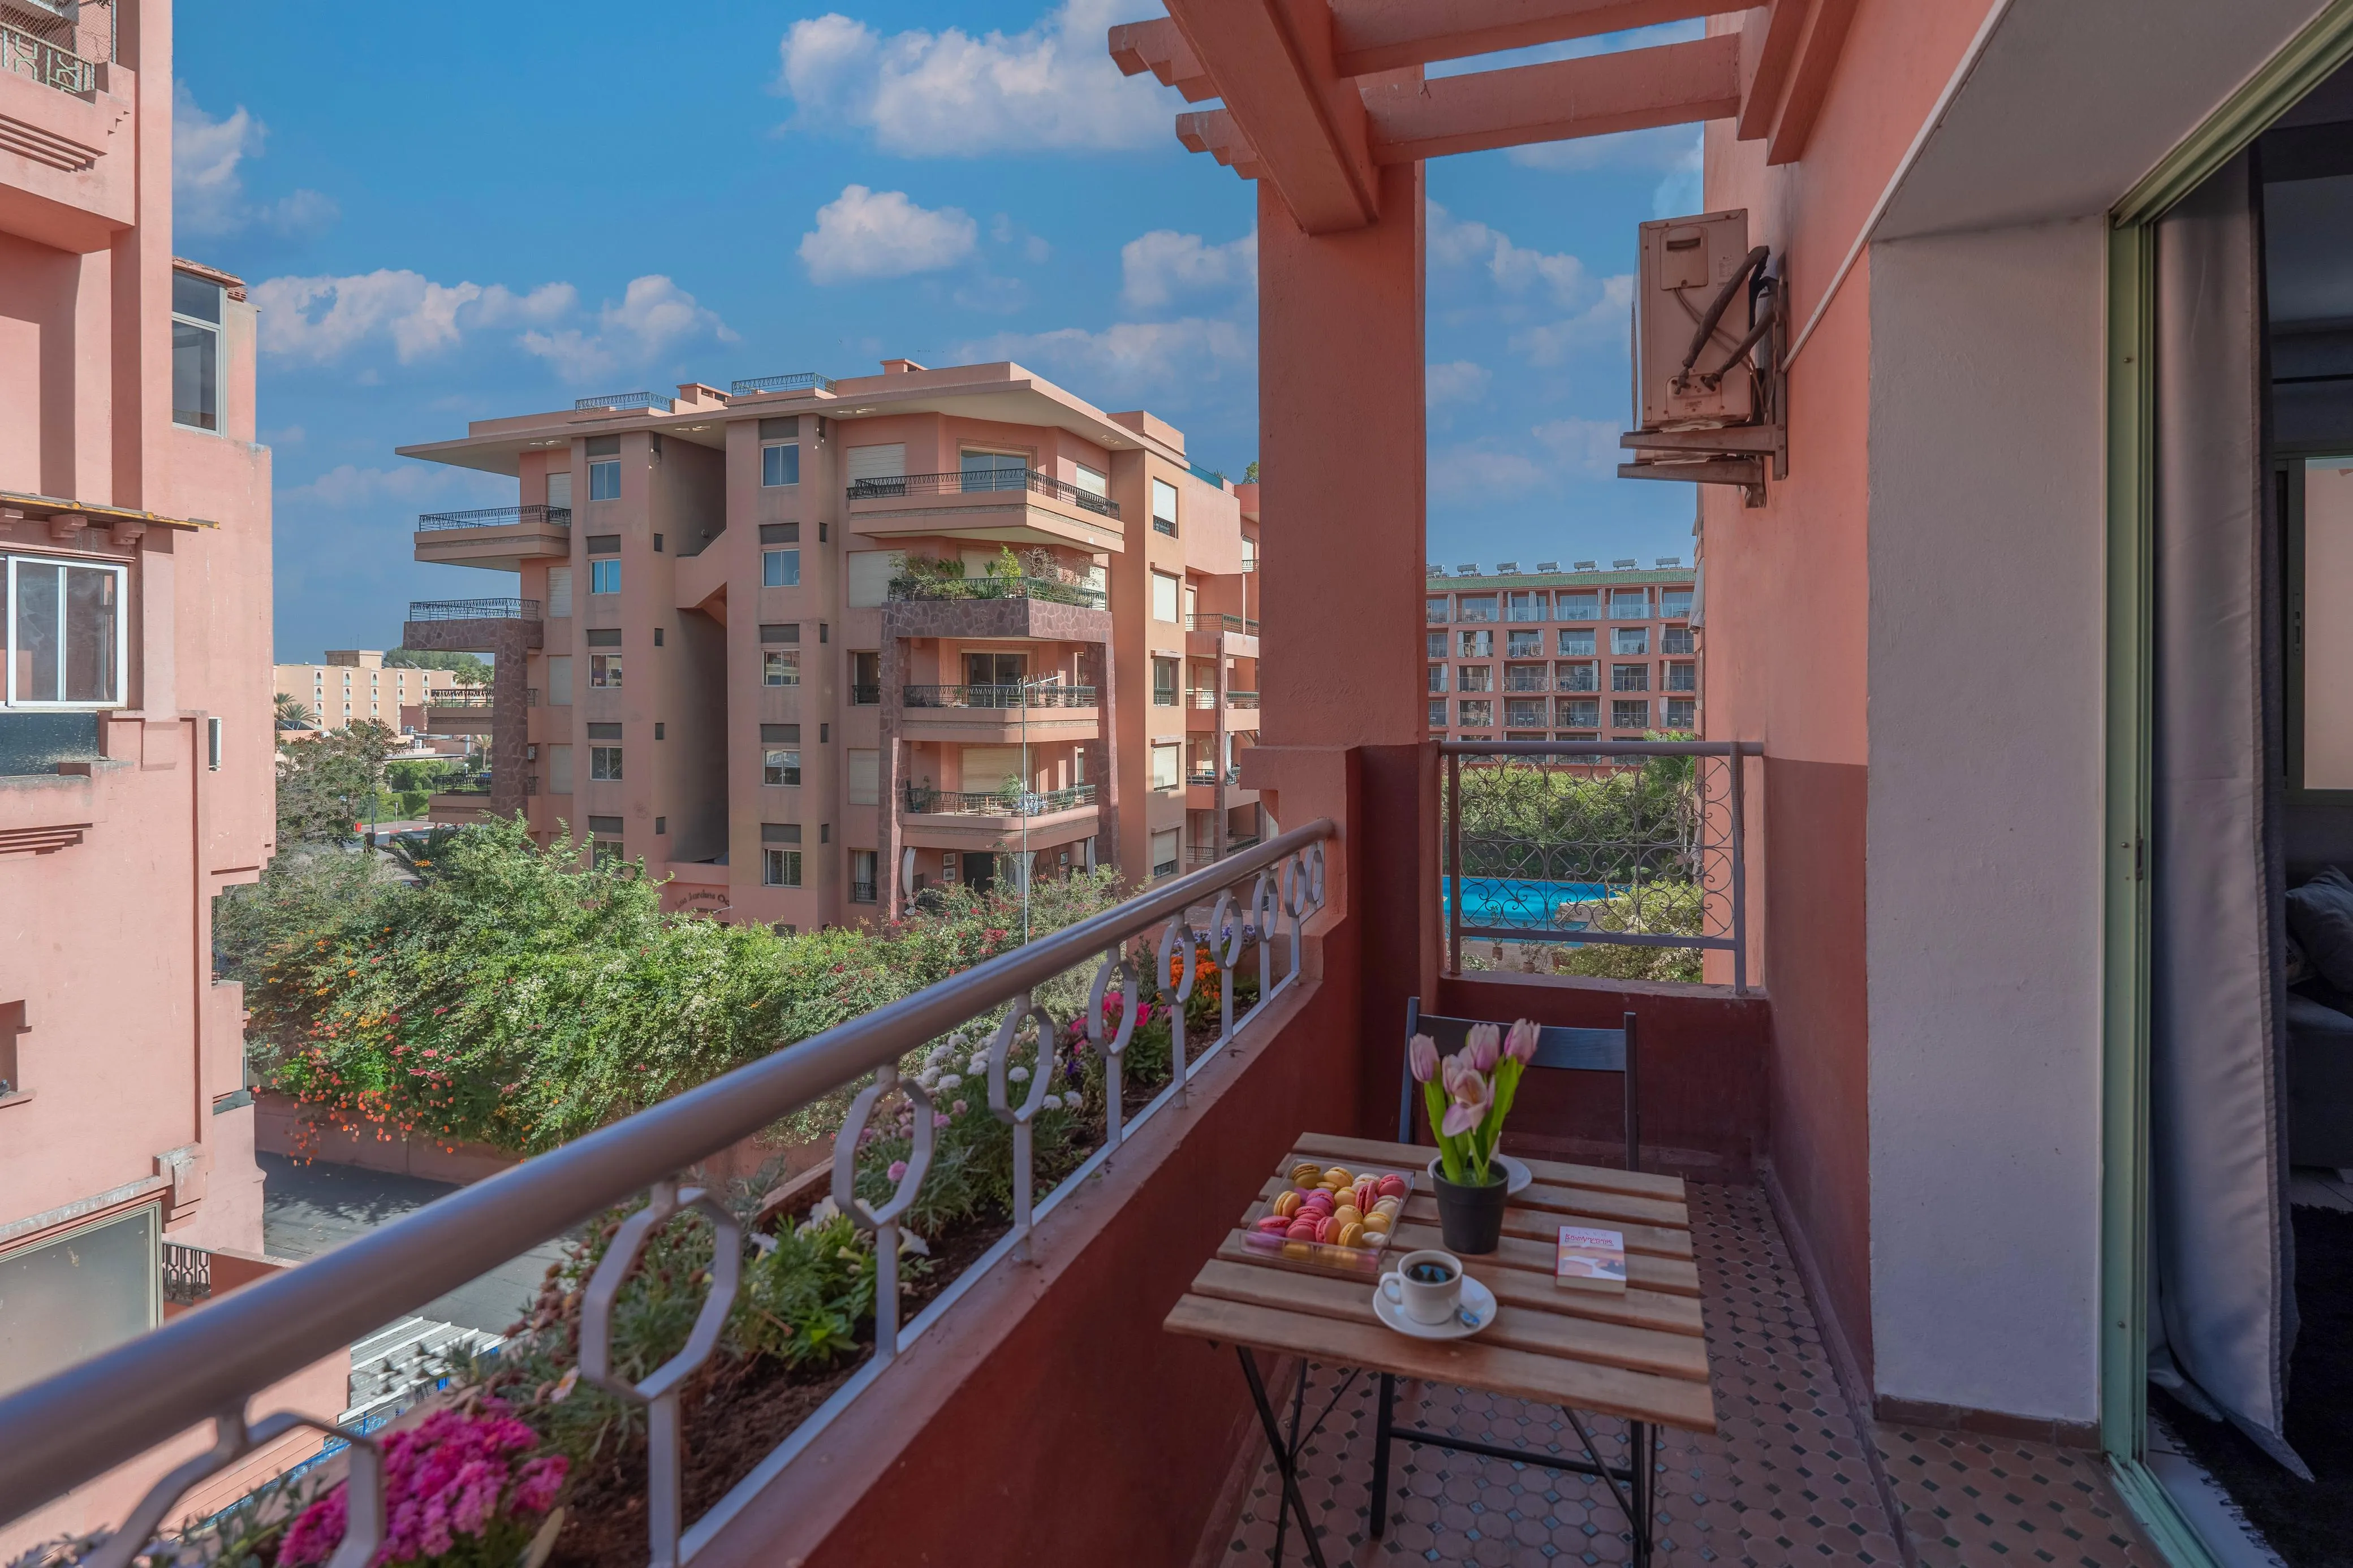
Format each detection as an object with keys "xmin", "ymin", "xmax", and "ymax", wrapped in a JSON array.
[
  {"xmin": 2, "ymin": 17, "xmax": 97, "ymax": 96},
  {"xmin": 402, "ymin": 599, "xmax": 545, "ymax": 662},
  {"xmin": 847, "ymin": 470, "xmax": 1124, "ymax": 552},
  {"xmin": 897, "ymin": 780, "xmax": 1101, "ymax": 850},
  {"xmin": 419, "ymin": 688, "xmax": 535, "ymax": 735},
  {"xmin": 575, "ymin": 391, "xmax": 675, "ymax": 413},
  {"xmin": 412, "ymin": 505, "xmax": 572, "ymax": 571},
  {"xmin": 1557, "ymin": 669, "xmax": 1598, "ymax": 693},
  {"xmin": 730, "ymin": 372, "xmax": 837, "ymax": 395},
  {"xmin": 903, "ymin": 782, "xmax": 1096, "ymax": 816},
  {"xmin": 1186, "ymin": 612, "xmax": 1259, "ymax": 659},
  {"xmin": 898, "ymin": 684, "xmax": 1102, "ymax": 744},
  {"xmin": 881, "ymin": 576, "xmax": 1114, "ymax": 645}
]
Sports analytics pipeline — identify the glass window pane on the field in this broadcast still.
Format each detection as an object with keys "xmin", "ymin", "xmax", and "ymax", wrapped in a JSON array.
[
  {"xmin": 172, "ymin": 321, "xmax": 217, "ymax": 431},
  {"xmin": 762, "ymin": 443, "xmax": 800, "ymax": 487},
  {"xmin": 2308, "ymin": 459, "xmax": 2353, "ymax": 788},
  {"xmin": 589, "ymin": 460, "xmax": 622, "ymax": 501},
  {"xmin": 14, "ymin": 562, "xmax": 62, "ymax": 702},
  {"xmin": 762, "ymin": 549, "xmax": 800, "ymax": 588},
  {"xmin": 64, "ymin": 566, "xmax": 118, "ymax": 703},
  {"xmin": 171, "ymin": 273, "xmax": 222, "ymax": 323},
  {"xmin": 0, "ymin": 1206, "xmax": 157, "ymax": 1399}
]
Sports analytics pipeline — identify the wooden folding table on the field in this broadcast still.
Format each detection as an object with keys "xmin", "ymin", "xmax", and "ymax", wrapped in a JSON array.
[{"xmin": 1164, "ymin": 1132, "xmax": 1718, "ymax": 1567}]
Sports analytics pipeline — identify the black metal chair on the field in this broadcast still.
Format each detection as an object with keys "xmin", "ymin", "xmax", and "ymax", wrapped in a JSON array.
[{"xmin": 1398, "ymin": 996, "xmax": 1641, "ymax": 1173}]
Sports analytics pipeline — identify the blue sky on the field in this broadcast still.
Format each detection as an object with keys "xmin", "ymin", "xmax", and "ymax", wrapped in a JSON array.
[{"xmin": 173, "ymin": 1, "xmax": 1701, "ymax": 661}]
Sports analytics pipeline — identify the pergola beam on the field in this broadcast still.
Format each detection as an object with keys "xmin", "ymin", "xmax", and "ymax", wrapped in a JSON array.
[
  {"xmin": 1109, "ymin": 17, "xmax": 1219, "ymax": 102},
  {"xmin": 1330, "ymin": 0, "xmax": 1747, "ymax": 77},
  {"xmin": 1363, "ymin": 34, "xmax": 1740, "ymax": 163}
]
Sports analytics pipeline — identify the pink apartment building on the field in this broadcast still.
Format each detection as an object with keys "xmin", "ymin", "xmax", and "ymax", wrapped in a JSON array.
[
  {"xmin": 395, "ymin": 362, "xmax": 1265, "ymax": 926},
  {"xmin": 1423, "ymin": 559, "xmax": 1699, "ymax": 741},
  {"xmin": 271, "ymin": 649, "xmax": 459, "ymax": 730},
  {"xmin": 0, "ymin": 0, "xmax": 335, "ymax": 1552}
]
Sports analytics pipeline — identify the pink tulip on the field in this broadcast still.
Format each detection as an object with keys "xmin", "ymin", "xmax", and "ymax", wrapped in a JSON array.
[
  {"xmin": 1408, "ymin": 1033, "xmax": 1439, "ymax": 1083},
  {"xmin": 1505, "ymin": 1019, "xmax": 1539, "ymax": 1065},
  {"xmin": 1466, "ymin": 1023, "xmax": 1501, "ymax": 1073},
  {"xmin": 1441, "ymin": 1064, "xmax": 1492, "ymax": 1138}
]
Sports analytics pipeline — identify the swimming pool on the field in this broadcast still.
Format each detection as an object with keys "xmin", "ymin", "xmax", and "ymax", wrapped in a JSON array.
[{"xmin": 1441, "ymin": 876, "xmax": 1615, "ymax": 930}]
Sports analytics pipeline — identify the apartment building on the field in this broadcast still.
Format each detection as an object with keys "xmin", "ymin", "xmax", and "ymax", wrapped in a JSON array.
[
  {"xmin": 1423, "ymin": 559, "xmax": 1700, "ymax": 741},
  {"xmin": 395, "ymin": 360, "xmax": 1263, "ymax": 926},
  {"xmin": 0, "ymin": 0, "xmax": 335, "ymax": 1550},
  {"xmin": 271, "ymin": 649, "xmax": 459, "ymax": 730}
]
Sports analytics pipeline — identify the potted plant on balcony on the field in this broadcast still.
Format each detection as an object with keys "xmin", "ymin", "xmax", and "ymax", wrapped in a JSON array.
[{"xmin": 1408, "ymin": 1020, "xmax": 1537, "ymax": 1253}]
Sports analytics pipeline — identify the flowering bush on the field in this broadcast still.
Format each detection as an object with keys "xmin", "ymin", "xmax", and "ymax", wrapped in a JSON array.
[
  {"xmin": 278, "ymin": 1401, "xmax": 564, "ymax": 1568},
  {"xmin": 1410, "ymin": 1020, "xmax": 1539, "ymax": 1186}
]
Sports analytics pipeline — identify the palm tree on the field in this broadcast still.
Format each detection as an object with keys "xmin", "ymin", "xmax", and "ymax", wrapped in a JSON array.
[
  {"xmin": 384, "ymin": 824, "xmax": 467, "ymax": 880},
  {"xmin": 273, "ymin": 692, "xmax": 314, "ymax": 730}
]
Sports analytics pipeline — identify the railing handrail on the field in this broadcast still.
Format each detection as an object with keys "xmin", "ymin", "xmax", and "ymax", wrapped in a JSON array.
[
  {"xmin": 576, "ymin": 391, "xmax": 675, "ymax": 413},
  {"xmin": 0, "ymin": 822, "xmax": 1335, "ymax": 1524},
  {"xmin": 0, "ymin": 19, "xmax": 97, "ymax": 94},
  {"xmin": 729, "ymin": 372, "xmax": 837, "ymax": 396},
  {"xmin": 406, "ymin": 598, "xmax": 541, "ymax": 622},
  {"xmin": 902, "ymin": 684, "xmax": 1099, "ymax": 709},
  {"xmin": 415, "ymin": 504, "xmax": 572, "ymax": 532},
  {"xmin": 902, "ymin": 781, "xmax": 1099, "ymax": 815},
  {"xmin": 885, "ymin": 576, "xmax": 1107, "ymax": 611},
  {"xmin": 1438, "ymin": 738, "xmax": 1756, "ymax": 757},
  {"xmin": 846, "ymin": 469, "xmax": 1122, "ymax": 520}
]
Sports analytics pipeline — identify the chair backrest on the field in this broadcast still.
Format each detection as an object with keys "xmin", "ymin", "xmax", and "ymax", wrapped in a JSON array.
[{"xmin": 1400, "ymin": 997, "xmax": 1640, "ymax": 1172}]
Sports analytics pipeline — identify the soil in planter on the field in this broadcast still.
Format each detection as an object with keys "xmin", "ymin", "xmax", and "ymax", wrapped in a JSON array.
[{"xmin": 545, "ymin": 1217, "xmax": 1003, "ymax": 1568}]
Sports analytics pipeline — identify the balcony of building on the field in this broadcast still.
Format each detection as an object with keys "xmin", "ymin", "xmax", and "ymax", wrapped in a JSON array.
[
  {"xmin": 895, "ymin": 780, "xmax": 1100, "ymax": 852},
  {"xmin": 0, "ymin": 0, "xmax": 131, "ymax": 252},
  {"xmin": 1186, "ymin": 612, "xmax": 1260, "ymax": 660},
  {"xmin": 880, "ymin": 577, "xmax": 1113, "ymax": 645},
  {"xmin": 847, "ymin": 469, "xmax": 1127, "ymax": 554},
  {"xmin": 411, "ymin": 505, "xmax": 572, "ymax": 571},
  {"xmin": 896, "ymin": 684, "xmax": 1101, "ymax": 745},
  {"xmin": 418, "ymin": 687, "xmax": 534, "ymax": 736}
]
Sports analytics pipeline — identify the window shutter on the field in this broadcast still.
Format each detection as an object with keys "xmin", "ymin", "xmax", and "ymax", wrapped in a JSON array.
[
  {"xmin": 846, "ymin": 443, "xmax": 906, "ymax": 483},
  {"xmin": 846, "ymin": 551, "xmax": 895, "ymax": 608},
  {"xmin": 847, "ymin": 749, "xmax": 879, "ymax": 805},
  {"xmin": 546, "ymin": 567, "xmax": 572, "ymax": 618}
]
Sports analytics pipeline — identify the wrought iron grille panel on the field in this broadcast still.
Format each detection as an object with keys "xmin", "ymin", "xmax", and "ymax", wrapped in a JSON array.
[
  {"xmin": 415, "ymin": 505, "xmax": 572, "ymax": 532},
  {"xmin": 885, "ymin": 576, "xmax": 1106, "ymax": 611},
  {"xmin": 901, "ymin": 684, "xmax": 1098, "ymax": 710},
  {"xmin": 846, "ymin": 469, "xmax": 1121, "ymax": 520},
  {"xmin": 902, "ymin": 782, "xmax": 1097, "ymax": 815},
  {"xmin": 406, "ymin": 598, "xmax": 541, "ymax": 621},
  {"xmin": 575, "ymin": 391, "xmax": 674, "ymax": 412},
  {"xmin": 729, "ymin": 372, "xmax": 837, "ymax": 395},
  {"xmin": 160, "ymin": 1244, "xmax": 210, "ymax": 1307},
  {"xmin": 1439, "ymin": 740, "xmax": 1755, "ymax": 994},
  {"xmin": 0, "ymin": 18, "xmax": 95, "ymax": 93},
  {"xmin": 0, "ymin": 827, "xmax": 1331, "ymax": 1568}
]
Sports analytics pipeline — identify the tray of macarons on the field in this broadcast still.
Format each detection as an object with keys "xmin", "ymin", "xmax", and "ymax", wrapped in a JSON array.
[{"xmin": 1242, "ymin": 1160, "xmax": 1415, "ymax": 1277}]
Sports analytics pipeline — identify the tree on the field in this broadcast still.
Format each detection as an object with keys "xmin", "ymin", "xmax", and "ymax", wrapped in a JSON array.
[
  {"xmin": 1243, "ymin": 460, "xmax": 1260, "ymax": 482},
  {"xmin": 276, "ymin": 720, "xmax": 398, "ymax": 845},
  {"xmin": 383, "ymin": 650, "xmax": 491, "ymax": 686},
  {"xmin": 384, "ymin": 823, "xmax": 468, "ymax": 880},
  {"xmin": 274, "ymin": 692, "xmax": 315, "ymax": 730}
]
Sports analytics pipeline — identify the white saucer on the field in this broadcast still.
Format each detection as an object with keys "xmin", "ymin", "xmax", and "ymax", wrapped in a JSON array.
[
  {"xmin": 1426, "ymin": 1154, "xmax": 1533, "ymax": 1196},
  {"xmin": 1371, "ymin": 1273, "xmax": 1498, "ymax": 1340}
]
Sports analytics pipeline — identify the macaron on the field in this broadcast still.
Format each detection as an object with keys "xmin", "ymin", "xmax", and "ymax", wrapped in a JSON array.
[
  {"xmin": 1373, "ymin": 1196, "xmax": 1402, "ymax": 1217},
  {"xmin": 1255, "ymin": 1215, "xmax": 1291, "ymax": 1234},
  {"xmin": 1363, "ymin": 1212, "xmax": 1392, "ymax": 1234},
  {"xmin": 1290, "ymin": 1161, "xmax": 1323, "ymax": 1185},
  {"xmin": 1333, "ymin": 1204, "xmax": 1363, "ymax": 1229},
  {"xmin": 1334, "ymin": 1220, "xmax": 1365, "ymax": 1248},
  {"xmin": 1286, "ymin": 1217, "xmax": 1318, "ymax": 1241},
  {"xmin": 1302, "ymin": 1190, "xmax": 1334, "ymax": 1213},
  {"xmin": 1272, "ymin": 1190, "xmax": 1303, "ymax": 1219},
  {"xmin": 1377, "ymin": 1174, "xmax": 1408, "ymax": 1199},
  {"xmin": 1324, "ymin": 1167, "xmax": 1352, "ymax": 1187}
]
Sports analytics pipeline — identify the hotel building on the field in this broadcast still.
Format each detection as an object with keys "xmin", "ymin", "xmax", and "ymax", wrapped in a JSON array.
[
  {"xmin": 1423, "ymin": 559, "xmax": 1701, "ymax": 741},
  {"xmin": 394, "ymin": 360, "xmax": 1264, "ymax": 927},
  {"xmin": 271, "ymin": 649, "xmax": 459, "ymax": 731}
]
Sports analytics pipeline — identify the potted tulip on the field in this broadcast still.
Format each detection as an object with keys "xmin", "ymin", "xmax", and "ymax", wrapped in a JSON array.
[{"xmin": 1409, "ymin": 1019, "xmax": 1537, "ymax": 1253}]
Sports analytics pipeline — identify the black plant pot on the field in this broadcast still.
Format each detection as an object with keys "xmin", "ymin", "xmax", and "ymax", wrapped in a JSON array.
[{"xmin": 1432, "ymin": 1169, "xmax": 1509, "ymax": 1254}]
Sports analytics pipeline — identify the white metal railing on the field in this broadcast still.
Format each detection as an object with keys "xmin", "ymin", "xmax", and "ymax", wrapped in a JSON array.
[
  {"xmin": 0, "ymin": 826, "xmax": 1331, "ymax": 1568},
  {"xmin": 1, "ymin": 16, "xmax": 96, "ymax": 92}
]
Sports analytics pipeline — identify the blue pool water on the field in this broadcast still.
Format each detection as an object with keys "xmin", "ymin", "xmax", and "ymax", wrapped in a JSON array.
[{"xmin": 1442, "ymin": 876, "xmax": 1614, "ymax": 929}]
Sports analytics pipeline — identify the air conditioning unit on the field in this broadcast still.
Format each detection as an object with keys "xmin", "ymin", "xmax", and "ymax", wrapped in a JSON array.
[{"xmin": 1619, "ymin": 208, "xmax": 1786, "ymax": 506}]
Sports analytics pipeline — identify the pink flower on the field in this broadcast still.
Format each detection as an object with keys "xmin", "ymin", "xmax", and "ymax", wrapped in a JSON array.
[
  {"xmin": 1464, "ymin": 1023, "xmax": 1501, "ymax": 1074},
  {"xmin": 933, "ymin": 1112, "xmax": 951, "ymax": 1129},
  {"xmin": 1504, "ymin": 1018, "xmax": 1540, "ymax": 1065},
  {"xmin": 1440, "ymin": 1061, "xmax": 1493, "ymax": 1139},
  {"xmin": 951, "ymin": 1099, "xmax": 968, "ymax": 1116},
  {"xmin": 886, "ymin": 1160, "xmax": 908, "ymax": 1181},
  {"xmin": 1408, "ymin": 1033, "xmax": 1439, "ymax": 1083}
]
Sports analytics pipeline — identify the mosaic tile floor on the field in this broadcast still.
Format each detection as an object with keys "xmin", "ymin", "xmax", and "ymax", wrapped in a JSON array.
[{"xmin": 1220, "ymin": 1183, "xmax": 2161, "ymax": 1567}]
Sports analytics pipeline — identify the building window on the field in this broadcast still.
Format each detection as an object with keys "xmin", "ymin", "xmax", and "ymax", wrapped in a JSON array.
[
  {"xmin": 589, "ymin": 460, "xmax": 622, "ymax": 500},
  {"xmin": 764, "ymin": 848, "xmax": 803, "ymax": 887},
  {"xmin": 1660, "ymin": 589, "xmax": 1695, "ymax": 618},
  {"xmin": 1425, "ymin": 630, "xmax": 1447, "ymax": 659},
  {"xmin": 1151, "ymin": 743, "xmax": 1181, "ymax": 791},
  {"xmin": 1458, "ymin": 699, "xmax": 1492, "ymax": 727},
  {"xmin": 1151, "ymin": 827, "xmax": 1180, "ymax": 879},
  {"xmin": 1662, "ymin": 625, "xmax": 1695, "ymax": 655},
  {"xmin": 1558, "ymin": 627, "xmax": 1595, "ymax": 656},
  {"xmin": 1557, "ymin": 594, "xmax": 1600, "ymax": 622},
  {"xmin": 1612, "ymin": 626, "xmax": 1649, "ymax": 655},
  {"xmin": 1153, "ymin": 657, "xmax": 1179, "ymax": 707},
  {"xmin": 762, "ymin": 442, "xmax": 800, "ymax": 487},
  {"xmin": 1428, "ymin": 699, "xmax": 1447, "ymax": 729},
  {"xmin": 590, "ymin": 653, "xmax": 623, "ymax": 688},
  {"xmin": 1457, "ymin": 594, "xmax": 1498, "ymax": 623},
  {"xmin": 591, "ymin": 559, "xmax": 620, "ymax": 595},
  {"xmin": 850, "ymin": 849, "xmax": 878, "ymax": 903},
  {"xmin": 1559, "ymin": 699, "xmax": 1600, "ymax": 727},
  {"xmin": 1457, "ymin": 629, "xmax": 1493, "ymax": 659},
  {"xmin": 1152, "ymin": 478, "xmax": 1179, "ymax": 536},
  {"xmin": 6, "ymin": 556, "xmax": 126, "ymax": 707},
  {"xmin": 591, "ymin": 746, "xmax": 623, "ymax": 780},
  {"xmin": 1151, "ymin": 571, "xmax": 1180, "ymax": 623},
  {"xmin": 1611, "ymin": 700, "xmax": 1649, "ymax": 730},
  {"xmin": 1611, "ymin": 664, "xmax": 1649, "ymax": 692},
  {"xmin": 1665, "ymin": 699, "xmax": 1697, "ymax": 729},
  {"xmin": 761, "ymin": 548, "xmax": 800, "ymax": 588},
  {"xmin": 1505, "ymin": 629, "xmax": 1542, "ymax": 658},
  {"xmin": 1455, "ymin": 664, "xmax": 1491, "ymax": 693},
  {"xmin": 171, "ymin": 274, "xmax": 221, "ymax": 431},
  {"xmin": 1666, "ymin": 662, "xmax": 1697, "ymax": 692},
  {"xmin": 1425, "ymin": 596, "xmax": 1449, "ymax": 624},
  {"xmin": 764, "ymin": 748, "xmax": 801, "ymax": 786},
  {"xmin": 1609, "ymin": 589, "xmax": 1649, "ymax": 620},
  {"xmin": 763, "ymin": 650, "xmax": 800, "ymax": 686},
  {"xmin": 1556, "ymin": 662, "xmax": 1597, "ymax": 693},
  {"xmin": 850, "ymin": 651, "xmax": 879, "ymax": 704},
  {"xmin": 592, "ymin": 840, "xmax": 623, "ymax": 867},
  {"xmin": 1505, "ymin": 591, "xmax": 1545, "ymax": 621},
  {"xmin": 1506, "ymin": 698, "xmax": 1546, "ymax": 729},
  {"xmin": 1427, "ymin": 664, "xmax": 1446, "ymax": 693}
]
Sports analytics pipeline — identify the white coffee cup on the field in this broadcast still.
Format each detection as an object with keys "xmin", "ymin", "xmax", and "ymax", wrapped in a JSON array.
[{"xmin": 1381, "ymin": 1249, "xmax": 1464, "ymax": 1326}]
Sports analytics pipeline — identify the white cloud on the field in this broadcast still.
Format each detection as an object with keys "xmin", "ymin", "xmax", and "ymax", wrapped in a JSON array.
[
  {"xmin": 992, "ymin": 214, "xmax": 1054, "ymax": 263},
  {"xmin": 1532, "ymin": 417, "xmax": 1623, "ymax": 475},
  {"xmin": 1426, "ymin": 360, "xmax": 1492, "ymax": 408},
  {"xmin": 1121, "ymin": 228, "xmax": 1257, "ymax": 312},
  {"xmin": 800, "ymin": 185, "xmax": 979, "ymax": 284},
  {"xmin": 252, "ymin": 271, "xmax": 576, "ymax": 364},
  {"xmin": 173, "ymin": 85, "xmax": 337, "ymax": 239},
  {"xmin": 775, "ymin": 0, "xmax": 1176, "ymax": 156},
  {"xmin": 519, "ymin": 276, "xmax": 736, "ymax": 382},
  {"xmin": 283, "ymin": 463, "xmax": 509, "ymax": 511},
  {"xmin": 1429, "ymin": 417, "xmax": 1627, "ymax": 502},
  {"xmin": 963, "ymin": 316, "xmax": 1251, "ymax": 404},
  {"xmin": 1510, "ymin": 275, "xmax": 1634, "ymax": 366},
  {"xmin": 1428, "ymin": 203, "xmax": 1593, "ymax": 305},
  {"xmin": 1507, "ymin": 124, "xmax": 1703, "ymax": 174}
]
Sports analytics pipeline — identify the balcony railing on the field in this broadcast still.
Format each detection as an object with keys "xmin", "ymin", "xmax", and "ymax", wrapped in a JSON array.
[
  {"xmin": 886, "ymin": 576, "xmax": 1107, "ymax": 611},
  {"xmin": 1505, "ymin": 605, "xmax": 1546, "ymax": 622},
  {"xmin": 415, "ymin": 504, "xmax": 572, "ymax": 533},
  {"xmin": 903, "ymin": 684, "xmax": 1098, "ymax": 709},
  {"xmin": 0, "ymin": 827, "xmax": 1333, "ymax": 1567},
  {"xmin": 1441, "ymin": 739, "xmax": 1755, "ymax": 992},
  {"xmin": 423, "ymin": 688, "xmax": 538, "ymax": 710},
  {"xmin": 1557, "ymin": 671, "xmax": 1598, "ymax": 693},
  {"xmin": 1187, "ymin": 690, "xmax": 1216, "ymax": 709},
  {"xmin": 1226, "ymin": 692, "xmax": 1260, "ymax": 709},
  {"xmin": 1503, "ymin": 674, "xmax": 1549, "ymax": 693},
  {"xmin": 729, "ymin": 372, "xmax": 837, "ymax": 396},
  {"xmin": 850, "ymin": 684, "xmax": 881, "ymax": 706},
  {"xmin": 407, "ymin": 598, "xmax": 541, "ymax": 622},
  {"xmin": 1, "ymin": 20, "xmax": 97, "ymax": 94},
  {"xmin": 575, "ymin": 391, "xmax": 675, "ymax": 413},
  {"xmin": 160, "ymin": 1243, "xmax": 212, "ymax": 1307},
  {"xmin": 1187, "ymin": 769, "xmax": 1219, "ymax": 787},
  {"xmin": 1557, "ymin": 599, "xmax": 1601, "ymax": 621},
  {"xmin": 848, "ymin": 470, "xmax": 1121, "ymax": 520},
  {"xmin": 849, "ymin": 879, "xmax": 878, "ymax": 904},
  {"xmin": 1185, "ymin": 613, "xmax": 1260, "ymax": 636},
  {"xmin": 902, "ymin": 781, "xmax": 1098, "ymax": 816}
]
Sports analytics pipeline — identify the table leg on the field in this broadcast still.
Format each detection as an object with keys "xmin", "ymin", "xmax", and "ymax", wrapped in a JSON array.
[
  {"xmin": 1562, "ymin": 1407, "xmax": 1656, "ymax": 1567},
  {"xmin": 1235, "ymin": 1347, "xmax": 1330, "ymax": 1568},
  {"xmin": 1368, "ymin": 1372, "xmax": 1395, "ymax": 1539}
]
